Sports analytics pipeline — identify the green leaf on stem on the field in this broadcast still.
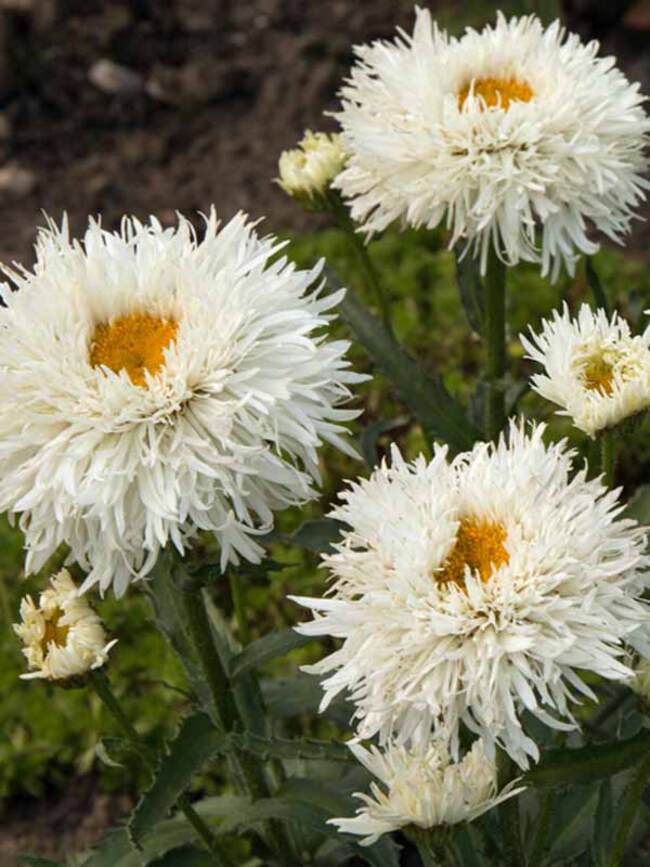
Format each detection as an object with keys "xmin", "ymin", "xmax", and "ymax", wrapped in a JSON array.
[
  {"xmin": 148, "ymin": 845, "xmax": 219, "ymax": 866},
  {"xmin": 128, "ymin": 712, "xmax": 225, "ymax": 848},
  {"xmin": 593, "ymin": 779, "xmax": 614, "ymax": 867},
  {"xmin": 586, "ymin": 257, "xmax": 610, "ymax": 316},
  {"xmin": 229, "ymin": 628, "xmax": 314, "ymax": 679},
  {"xmin": 260, "ymin": 674, "xmax": 353, "ymax": 727},
  {"xmin": 327, "ymin": 267, "xmax": 482, "ymax": 451},
  {"xmin": 359, "ymin": 416, "xmax": 410, "ymax": 468},
  {"xmin": 545, "ymin": 784, "xmax": 599, "ymax": 863},
  {"xmin": 525, "ymin": 729, "xmax": 650, "ymax": 788},
  {"xmin": 455, "ymin": 251, "xmax": 484, "ymax": 335}
]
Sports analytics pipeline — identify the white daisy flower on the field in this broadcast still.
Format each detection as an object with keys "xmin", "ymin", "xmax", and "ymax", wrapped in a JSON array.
[
  {"xmin": 521, "ymin": 303, "xmax": 650, "ymax": 437},
  {"xmin": 278, "ymin": 130, "xmax": 348, "ymax": 206},
  {"xmin": 334, "ymin": 9, "xmax": 650, "ymax": 278},
  {"xmin": 329, "ymin": 738, "xmax": 523, "ymax": 845},
  {"xmin": 0, "ymin": 211, "xmax": 362, "ymax": 596},
  {"xmin": 13, "ymin": 569, "xmax": 116, "ymax": 681},
  {"xmin": 292, "ymin": 422, "xmax": 650, "ymax": 767}
]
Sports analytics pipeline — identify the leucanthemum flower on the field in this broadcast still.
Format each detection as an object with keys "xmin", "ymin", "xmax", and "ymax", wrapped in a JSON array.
[
  {"xmin": 13, "ymin": 569, "xmax": 116, "ymax": 681},
  {"xmin": 0, "ymin": 211, "xmax": 362, "ymax": 595},
  {"xmin": 334, "ymin": 9, "xmax": 650, "ymax": 278},
  {"xmin": 521, "ymin": 303, "xmax": 650, "ymax": 437},
  {"xmin": 277, "ymin": 130, "xmax": 348, "ymax": 207},
  {"xmin": 292, "ymin": 422, "xmax": 650, "ymax": 767},
  {"xmin": 329, "ymin": 738, "xmax": 523, "ymax": 845}
]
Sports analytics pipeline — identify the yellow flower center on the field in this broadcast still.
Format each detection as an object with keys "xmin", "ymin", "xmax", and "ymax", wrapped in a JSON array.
[
  {"xmin": 458, "ymin": 76, "xmax": 534, "ymax": 110},
  {"xmin": 40, "ymin": 608, "xmax": 70, "ymax": 653},
  {"xmin": 89, "ymin": 313, "xmax": 178, "ymax": 387},
  {"xmin": 582, "ymin": 355, "xmax": 614, "ymax": 396},
  {"xmin": 436, "ymin": 517, "xmax": 509, "ymax": 588}
]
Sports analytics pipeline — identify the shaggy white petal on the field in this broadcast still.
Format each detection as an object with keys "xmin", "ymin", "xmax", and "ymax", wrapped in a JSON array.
[
  {"xmin": 522, "ymin": 303, "xmax": 650, "ymax": 436},
  {"xmin": 13, "ymin": 569, "xmax": 116, "ymax": 681},
  {"xmin": 334, "ymin": 9, "xmax": 650, "ymax": 278},
  {"xmin": 292, "ymin": 422, "xmax": 650, "ymax": 767},
  {"xmin": 0, "ymin": 211, "xmax": 363, "ymax": 595},
  {"xmin": 329, "ymin": 739, "xmax": 523, "ymax": 845}
]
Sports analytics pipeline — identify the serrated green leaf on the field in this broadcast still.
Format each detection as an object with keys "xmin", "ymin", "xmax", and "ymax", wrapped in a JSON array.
[
  {"xmin": 82, "ymin": 797, "xmax": 247, "ymax": 867},
  {"xmin": 586, "ymin": 257, "xmax": 610, "ymax": 316},
  {"xmin": 455, "ymin": 251, "xmax": 484, "ymax": 334},
  {"xmin": 129, "ymin": 712, "xmax": 224, "ymax": 848},
  {"xmin": 546, "ymin": 784, "xmax": 599, "ymax": 862},
  {"xmin": 328, "ymin": 267, "xmax": 482, "ymax": 451},
  {"xmin": 229, "ymin": 629, "xmax": 314, "ymax": 679},
  {"xmin": 359, "ymin": 416, "xmax": 409, "ymax": 468},
  {"xmin": 525, "ymin": 730, "xmax": 650, "ymax": 788}
]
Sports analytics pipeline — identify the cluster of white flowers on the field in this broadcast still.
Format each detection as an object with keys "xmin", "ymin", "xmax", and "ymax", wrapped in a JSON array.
[
  {"xmin": 0, "ymin": 211, "xmax": 362, "ymax": 596},
  {"xmin": 13, "ymin": 569, "xmax": 116, "ymax": 681},
  {"xmin": 278, "ymin": 130, "xmax": 347, "ymax": 205},
  {"xmin": 522, "ymin": 304, "xmax": 650, "ymax": 436},
  {"xmin": 333, "ymin": 9, "xmax": 649, "ymax": 278}
]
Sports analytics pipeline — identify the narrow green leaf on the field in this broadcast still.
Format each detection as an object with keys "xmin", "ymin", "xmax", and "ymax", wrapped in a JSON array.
[
  {"xmin": 546, "ymin": 784, "xmax": 599, "ymax": 863},
  {"xmin": 593, "ymin": 779, "xmax": 614, "ymax": 867},
  {"xmin": 229, "ymin": 628, "xmax": 314, "ymax": 679},
  {"xmin": 586, "ymin": 257, "xmax": 610, "ymax": 316},
  {"xmin": 525, "ymin": 730, "xmax": 650, "ymax": 788},
  {"xmin": 261, "ymin": 674, "xmax": 353, "ymax": 726},
  {"xmin": 228, "ymin": 732, "xmax": 353, "ymax": 764},
  {"xmin": 129, "ymin": 712, "xmax": 223, "ymax": 848},
  {"xmin": 328, "ymin": 268, "xmax": 482, "ymax": 451},
  {"xmin": 359, "ymin": 416, "xmax": 409, "ymax": 468},
  {"xmin": 455, "ymin": 251, "xmax": 484, "ymax": 334},
  {"xmin": 148, "ymin": 845, "xmax": 217, "ymax": 866},
  {"xmin": 95, "ymin": 736, "xmax": 130, "ymax": 769},
  {"xmin": 290, "ymin": 519, "xmax": 343, "ymax": 553}
]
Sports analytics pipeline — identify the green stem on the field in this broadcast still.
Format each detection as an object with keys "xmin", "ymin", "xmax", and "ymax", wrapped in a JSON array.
[
  {"xmin": 529, "ymin": 790, "xmax": 554, "ymax": 866},
  {"xmin": 331, "ymin": 195, "xmax": 393, "ymax": 334},
  {"xmin": 498, "ymin": 750, "xmax": 526, "ymax": 867},
  {"xmin": 407, "ymin": 826, "xmax": 454, "ymax": 867},
  {"xmin": 609, "ymin": 748, "xmax": 650, "ymax": 865},
  {"xmin": 88, "ymin": 669, "xmax": 230, "ymax": 866},
  {"xmin": 181, "ymin": 580, "xmax": 300, "ymax": 866},
  {"xmin": 483, "ymin": 249, "xmax": 507, "ymax": 442},
  {"xmin": 228, "ymin": 570, "xmax": 250, "ymax": 645},
  {"xmin": 600, "ymin": 430, "xmax": 617, "ymax": 488}
]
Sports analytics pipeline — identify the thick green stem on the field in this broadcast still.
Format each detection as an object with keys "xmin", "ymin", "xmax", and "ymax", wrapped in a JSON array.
[
  {"xmin": 331, "ymin": 196, "xmax": 393, "ymax": 334},
  {"xmin": 181, "ymin": 580, "xmax": 299, "ymax": 866},
  {"xmin": 228, "ymin": 570, "xmax": 251, "ymax": 646},
  {"xmin": 89, "ymin": 669, "xmax": 230, "ymax": 866},
  {"xmin": 483, "ymin": 250, "xmax": 507, "ymax": 442},
  {"xmin": 610, "ymin": 749, "xmax": 650, "ymax": 866},
  {"xmin": 498, "ymin": 750, "xmax": 526, "ymax": 867},
  {"xmin": 407, "ymin": 826, "xmax": 454, "ymax": 867},
  {"xmin": 600, "ymin": 430, "xmax": 617, "ymax": 488}
]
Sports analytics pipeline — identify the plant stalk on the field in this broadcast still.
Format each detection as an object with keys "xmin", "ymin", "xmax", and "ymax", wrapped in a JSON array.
[
  {"xmin": 331, "ymin": 195, "xmax": 393, "ymax": 334},
  {"xmin": 483, "ymin": 249, "xmax": 507, "ymax": 442},
  {"xmin": 601, "ymin": 430, "xmax": 617, "ymax": 488},
  {"xmin": 529, "ymin": 790, "xmax": 554, "ymax": 866},
  {"xmin": 181, "ymin": 580, "xmax": 300, "ymax": 866},
  {"xmin": 407, "ymin": 826, "xmax": 455, "ymax": 867},
  {"xmin": 498, "ymin": 749, "xmax": 526, "ymax": 867},
  {"xmin": 88, "ymin": 669, "xmax": 230, "ymax": 866}
]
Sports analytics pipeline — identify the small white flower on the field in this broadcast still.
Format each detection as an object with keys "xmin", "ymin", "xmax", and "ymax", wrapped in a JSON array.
[
  {"xmin": 278, "ymin": 130, "xmax": 347, "ymax": 204},
  {"xmin": 330, "ymin": 739, "xmax": 523, "ymax": 845},
  {"xmin": 13, "ymin": 569, "xmax": 116, "ymax": 681},
  {"xmin": 0, "ymin": 211, "xmax": 363, "ymax": 595},
  {"xmin": 521, "ymin": 303, "xmax": 650, "ymax": 437},
  {"xmin": 334, "ymin": 9, "xmax": 650, "ymax": 278},
  {"xmin": 292, "ymin": 422, "xmax": 650, "ymax": 767}
]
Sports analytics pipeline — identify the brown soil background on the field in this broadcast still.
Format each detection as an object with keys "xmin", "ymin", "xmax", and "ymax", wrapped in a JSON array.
[{"xmin": 0, "ymin": 0, "xmax": 648, "ymax": 864}]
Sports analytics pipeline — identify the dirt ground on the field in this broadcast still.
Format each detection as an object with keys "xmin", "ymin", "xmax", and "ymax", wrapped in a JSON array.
[{"xmin": 0, "ymin": 1, "xmax": 648, "ymax": 864}]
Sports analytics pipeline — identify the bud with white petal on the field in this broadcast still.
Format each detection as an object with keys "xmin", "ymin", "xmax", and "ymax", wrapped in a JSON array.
[
  {"xmin": 277, "ymin": 130, "xmax": 347, "ymax": 210},
  {"xmin": 14, "ymin": 569, "xmax": 117, "ymax": 683}
]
